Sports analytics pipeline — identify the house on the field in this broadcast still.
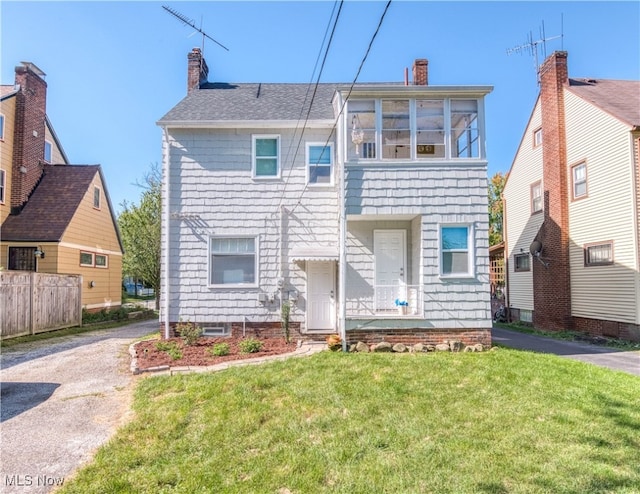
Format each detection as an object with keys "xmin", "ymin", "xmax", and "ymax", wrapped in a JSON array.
[
  {"xmin": 1, "ymin": 62, "xmax": 123, "ymax": 311},
  {"xmin": 157, "ymin": 48, "xmax": 493, "ymax": 347},
  {"xmin": 502, "ymin": 51, "xmax": 640, "ymax": 342}
]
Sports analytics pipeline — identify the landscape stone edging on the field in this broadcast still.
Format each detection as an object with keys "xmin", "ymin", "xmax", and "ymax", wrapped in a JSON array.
[{"xmin": 129, "ymin": 340, "xmax": 326, "ymax": 376}]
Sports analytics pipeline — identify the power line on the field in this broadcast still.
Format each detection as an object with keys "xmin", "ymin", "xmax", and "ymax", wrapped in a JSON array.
[{"xmin": 289, "ymin": 0, "xmax": 392, "ymax": 215}]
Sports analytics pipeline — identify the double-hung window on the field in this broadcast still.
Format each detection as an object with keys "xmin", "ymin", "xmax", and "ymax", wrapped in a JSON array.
[
  {"xmin": 0, "ymin": 113, "xmax": 5, "ymax": 140},
  {"xmin": 440, "ymin": 225, "xmax": 473, "ymax": 277},
  {"xmin": 307, "ymin": 143, "xmax": 333, "ymax": 185},
  {"xmin": 531, "ymin": 181, "xmax": 542, "ymax": 213},
  {"xmin": 93, "ymin": 186, "xmax": 101, "ymax": 209},
  {"xmin": 0, "ymin": 169, "xmax": 5, "ymax": 203},
  {"xmin": 210, "ymin": 237, "xmax": 257, "ymax": 286},
  {"xmin": 572, "ymin": 162, "xmax": 587, "ymax": 199},
  {"xmin": 253, "ymin": 136, "xmax": 280, "ymax": 178},
  {"xmin": 44, "ymin": 140, "xmax": 52, "ymax": 163}
]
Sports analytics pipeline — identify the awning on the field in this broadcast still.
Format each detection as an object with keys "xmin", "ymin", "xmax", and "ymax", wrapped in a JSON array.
[{"xmin": 290, "ymin": 246, "xmax": 339, "ymax": 263}]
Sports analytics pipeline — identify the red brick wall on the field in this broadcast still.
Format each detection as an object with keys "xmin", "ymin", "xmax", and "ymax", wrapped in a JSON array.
[
  {"xmin": 11, "ymin": 64, "xmax": 47, "ymax": 210},
  {"xmin": 533, "ymin": 51, "xmax": 572, "ymax": 332},
  {"xmin": 573, "ymin": 317, "xmax": 640, "ymax": 342},
  {"xmin": 347, "ymin": 328, "xmax": 491, "ymax": 347}
]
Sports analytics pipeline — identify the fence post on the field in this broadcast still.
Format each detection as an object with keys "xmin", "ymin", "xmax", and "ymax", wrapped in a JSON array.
[
  {"xmin": 78, "ymin": 275, "xmax": 83, "ymax": 327},
  {"xmin": 30, "ymin": 272, "xmax": 36, "ymax": 335}
]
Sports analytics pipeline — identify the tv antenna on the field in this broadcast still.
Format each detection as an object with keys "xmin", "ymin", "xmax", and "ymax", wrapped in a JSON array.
[
  {"xmin": 162, "ymin": 5, "xmax": 229, "ymax": 52},
  {"xmin": 507, "ymin": 17, "xmax": 563, "ymax": 84}
]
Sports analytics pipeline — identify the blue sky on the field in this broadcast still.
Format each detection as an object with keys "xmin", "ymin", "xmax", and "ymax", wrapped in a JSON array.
[{"xmin": 2, "ymin": 1, "xmax": 639, "ymax": 212}]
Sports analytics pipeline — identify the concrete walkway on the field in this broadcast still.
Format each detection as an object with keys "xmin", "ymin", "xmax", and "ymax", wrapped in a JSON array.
[
  {"xmin": 0, "ymin": 320, "xmax": 158, "ymax": 494},
  {"xmin": 492, "ymin": 326, "xmax": 640, "ymax": 377}
]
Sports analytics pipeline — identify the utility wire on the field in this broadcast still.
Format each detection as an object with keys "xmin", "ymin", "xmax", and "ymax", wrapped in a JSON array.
[
  {"xmin": 289, "ymin": 0, "xmax": 393, "ymax": 215},
  {"xmin": 277, "ymin": 0, "xmax": 344, "ymax": 211}
]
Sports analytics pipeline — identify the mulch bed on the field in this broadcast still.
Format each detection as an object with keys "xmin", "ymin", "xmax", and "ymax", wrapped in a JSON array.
[{"xmin": 133, "ymin": 335, "xmax": 298, "ymax": 370}]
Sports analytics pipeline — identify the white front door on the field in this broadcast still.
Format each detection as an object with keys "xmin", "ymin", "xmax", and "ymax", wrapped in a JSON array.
[
  {"xmin": 307, "ymin": 262, "xmax": 336, "ymax": 331},
  {"xmin": 374, "ymin": 230, "xmax": 406, "ymax": 311}
]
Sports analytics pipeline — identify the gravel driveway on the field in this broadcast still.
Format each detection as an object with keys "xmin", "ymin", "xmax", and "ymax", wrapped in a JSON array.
[{"xmin": 0, "ymin": 319, "xmax": 158, "ymax": 493}]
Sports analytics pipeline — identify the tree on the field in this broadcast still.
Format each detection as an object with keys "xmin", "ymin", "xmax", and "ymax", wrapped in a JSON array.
[
  {"xmin": 118, "ymin": 164, "xmax": 161, "ymax": 309},
  {"xmin": 488, "ymin": 171, "xmax": 506, "ymax": 246}
]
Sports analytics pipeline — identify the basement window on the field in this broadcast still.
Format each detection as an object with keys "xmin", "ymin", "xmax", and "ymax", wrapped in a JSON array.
[{"xmin": 202, "ymin": 324, "xmax": 231, "ymax": 337}]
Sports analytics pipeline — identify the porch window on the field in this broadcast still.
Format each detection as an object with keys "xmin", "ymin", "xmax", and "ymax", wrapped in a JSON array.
[
  {"xmin": 416, "ymin": 100, "xmax": 445, "ymax": 158},
  {"xmin": 440, "ymin": 225, "xmax": 472, "ymax": 277},
  {"xmin": 8, "ymin": 247, "xmax": 37, "ymax": 271},
  {"xmin": 451, "ymin": 100, "xmax": 479, "ymax": 158},
  {"xmin": 210, "ymin": 236, "xmax": 257, "ymax": 286},
  {"xmin": 382, "ymin": 100, "xmax": 410, "ymax": 159},
  {"xmin": 348, "ymin": 100, "xmax": 376, "ymax": 160},
  {"xmin": 253, "ymin": 136, "xmax": 280, "ymax": 178},
  {"xmin": 307, "ymin": 143, "xmax": 333, "ymax": 185}
]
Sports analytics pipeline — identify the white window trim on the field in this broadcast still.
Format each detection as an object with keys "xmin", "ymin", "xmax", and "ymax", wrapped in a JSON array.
[
  {"xmin": 439, "ymin": 223, "xmax": 475, "ymax": 279},
  {"xmin": 0, "ymin": 113, "xmax": 5, "ymax": 140},
  {"xmin": 44, "ymin": 139, "xmax": 52, "ymax": 163},
  {"xmin": 252, "ymin": 135, "xmax": 281, "ymax": 179},
  {"xmin": 531, "ymin": 181, "xmax": 543, "ymax": 213},
  {"xmin": 95, "ymin": 253, "xmax": 109, "ymax": 269},
  {"xmin": 572, "ymin": 162, "xmax": 587, "ymax": 200},
  {"xmin": 0, "ymin": 168, "xmax": 5, "ymax": 204},
  {"xmin": 306, "ymin": 142, "xmax": 334, "ymax": 187},
  {"xmin": 80, "ymin": 251, "xmax": 95, "ymax": 267},
  {"xmin": 208, "ymin": 235, "xmax": 259, "ymax": 289}
]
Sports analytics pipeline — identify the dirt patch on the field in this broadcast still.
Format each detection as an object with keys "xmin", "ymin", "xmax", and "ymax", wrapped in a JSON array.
[{"xmin": 133, "ymin": 335, "xmax": 298, "ymax": 370}]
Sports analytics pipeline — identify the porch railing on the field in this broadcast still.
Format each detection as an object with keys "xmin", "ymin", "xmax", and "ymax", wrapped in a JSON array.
[{"xmin": 346, "ymin": 284, "xmax": 423, "ymax": 318}]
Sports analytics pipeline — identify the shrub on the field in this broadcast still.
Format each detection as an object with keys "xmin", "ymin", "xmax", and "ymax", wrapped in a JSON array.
[
  {"xmin": 176, "ymin": 320, "xmax": 202, "ymax": 346},
  {"xmin": 238, "ymin": 338, "xmax": 263, "ymax": 354},
  {"xmin": 209, "ymin": 343, "xmax": 230, "ymax": 357},
  {"xmin": 155, "ymin": 341, "xmax": 182, "ymax": 360}
]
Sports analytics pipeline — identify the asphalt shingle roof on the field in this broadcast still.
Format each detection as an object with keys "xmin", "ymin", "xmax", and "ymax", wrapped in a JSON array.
[
  {"xmin": 568, "ymin": 78, "xmax": 640, "ymax": 128},
  {"xmin": 158, "ymin": 83, "xmax": 341, "ymax": 123},
  {"xmin": 1, "ymin": 165, "xmax": 100, "ymax": 242}
]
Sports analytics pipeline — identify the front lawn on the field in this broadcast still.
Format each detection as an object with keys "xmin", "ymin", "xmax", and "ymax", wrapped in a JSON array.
[{"xmin": 59, "ymin": 349, "xmax": 640, "ymax": 493}]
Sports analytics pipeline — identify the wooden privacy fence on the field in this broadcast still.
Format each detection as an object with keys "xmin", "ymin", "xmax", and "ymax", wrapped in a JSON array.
[{"xmin": 1, "ymin": 271, "xmax": 83, "ymax": 339}]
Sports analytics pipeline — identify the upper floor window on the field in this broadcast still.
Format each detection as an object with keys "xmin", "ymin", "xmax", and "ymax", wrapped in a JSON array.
[
  {"xmin": 307, "ymin": 143, "xmax": 333, "ymax": 185},
  {"xmin": 440, "ymin": 225, "xmax": 473, "ymax": 277},
  {"xmin": 253, "ymin": 135, "xmax": 280, "ymax": 178},
  {"xmin": 93, "ymin": 186, "xmax": 101, "ymax": 209},
  {"xmin": 531, "ymin": 181, "xmax": 542, "ymax": 213},
  {"xmin": 533, "ymin": 127, "xmax": 542, "ymax": 147},
  {"xmin": 347, "ymin": 98, "xmax": 482, "ymax": 161},
  {"xmin": 416, "ymin": 100, "xmax": 445, "ymax": 158},
  {"xmin": 44, "ymin": 140, "xmax": 52, "ymax": 163},
  {"xmin": 0, "ymin": 114, "xmax": 5, "ymax": 140},
  {"xmin": 0, "ymin": 169, "xmax": 5, "ymax": 204},
  {"xmin": 572, "ymin": 162, "xmax": 587, "ymax": 200},
  {"xmin": 209, "ymin": 236, "xmax": 257, "ymax": 286}
]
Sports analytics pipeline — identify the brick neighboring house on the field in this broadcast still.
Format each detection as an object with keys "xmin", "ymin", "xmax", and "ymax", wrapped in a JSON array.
[
  {"xmin": 157, "ymin": 49, "xmax": 493, "ymax": 347},
  {"xmin": 1, "ymin": 62, "xmax": 123, "ymax": 310},
  {"xmin": 503, "ymin": 51, "xmax": 640, "ymax": 341}
]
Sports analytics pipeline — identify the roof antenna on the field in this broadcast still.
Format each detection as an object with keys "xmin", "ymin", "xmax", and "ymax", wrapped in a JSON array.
[
  {"xmin": 162, "ymin": 5, "xmax": 230, "ymax": 52},
  {"xmin": 506, "ymin": 16, "xmax": 563, "ymax": 84}
]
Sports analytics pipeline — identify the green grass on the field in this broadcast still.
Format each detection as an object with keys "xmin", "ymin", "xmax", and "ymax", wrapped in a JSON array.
[{"xmin": 59, "ymin": 350, "xmax": 640, "ymax": 494}]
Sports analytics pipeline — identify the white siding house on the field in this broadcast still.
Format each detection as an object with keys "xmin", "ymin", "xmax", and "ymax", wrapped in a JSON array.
[
  {"xmin": 158, "ymin": 49, "xmax": 493, "ymax": 347},
  {"xmin": 502, "ymin": 51, "xmax": 640, "ymax": 341}
]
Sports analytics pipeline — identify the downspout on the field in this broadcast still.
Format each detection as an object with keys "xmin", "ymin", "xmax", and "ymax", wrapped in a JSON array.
[
  {"xmin": 337, "ymin": 92, "xmax": 347, "ymax": 352},
  {"xmin": 161, "ymin": 126, "xmax": 171, "ymax": 340}
]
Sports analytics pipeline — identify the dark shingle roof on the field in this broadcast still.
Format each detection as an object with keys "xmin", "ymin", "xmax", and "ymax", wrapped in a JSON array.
[
  {"xmin": 1, "ymin": 165, "xmax": 100, "ymax": 242},
  {"xmin": 568, "ymin": 78, "xmax": 640, "ymax": 128},
  {"xmin": 158, "ymin": 83, "xmax": 341, "ymax": 123}
]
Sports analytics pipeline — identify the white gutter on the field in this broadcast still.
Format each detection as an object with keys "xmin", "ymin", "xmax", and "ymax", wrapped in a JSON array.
[{"xmin": 161, "ymin": 126, "xmax": 171, "ymax": 340}]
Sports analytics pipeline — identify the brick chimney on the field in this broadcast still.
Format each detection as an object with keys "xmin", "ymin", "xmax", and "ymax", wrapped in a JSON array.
[
  {"xmin": 412, "ymin": 59, "xmax": 428, "ymax": 86},
  {"xmin": 11, "ymin": 62, "xmax": 47, "ymax": 212},
  {"xmin": 187, "ymin": 48, "xmax": 209, "ymax": 93},
  {"xmin": 533, "ymin": 51, "xmax": 572, "ymax": 331}
]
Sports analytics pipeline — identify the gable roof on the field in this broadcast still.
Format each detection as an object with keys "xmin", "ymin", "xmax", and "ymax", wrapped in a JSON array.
[
  {"xmin": 568, "ymin": 78, "xmax": 640, "ymax": 128},
  {"xmin": 158, "ymin": 83, "xmax": 341, "ymax": 124},
  {"xmin": 1, "ymin": 165, "xmax": 122, "ymax": 251}
]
